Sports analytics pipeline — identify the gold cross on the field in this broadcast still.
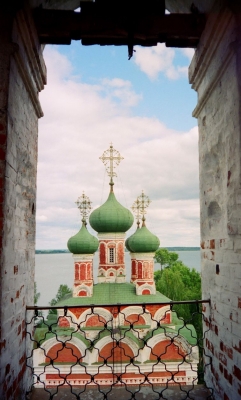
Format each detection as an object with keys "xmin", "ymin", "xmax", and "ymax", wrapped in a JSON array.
[
  {"xmin": 100, "ymin": 144, "xmax": 124, "ymax": 184},
  {"xmin": 75, "ymin": 192, "xmax": 92, "ymax": 223},
  {"xmin": 132, "ymin": 191, "xmax": 151, "ymax": 224}
]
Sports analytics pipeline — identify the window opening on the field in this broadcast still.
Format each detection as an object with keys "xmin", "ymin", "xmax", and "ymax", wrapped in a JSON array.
[{"xmin": 109, "ymin": 248, "xmax": 115, "ymax": 263}]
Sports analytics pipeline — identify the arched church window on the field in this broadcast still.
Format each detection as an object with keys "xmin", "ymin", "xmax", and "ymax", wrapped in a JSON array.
[{"xmin": 109, "ymin": 248, "xmax": 115, "ymax": 263}]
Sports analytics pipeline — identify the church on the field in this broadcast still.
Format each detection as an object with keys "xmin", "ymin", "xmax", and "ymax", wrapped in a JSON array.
[{"xmin": 33, "ymin": 145, "xmax": 199, "ymax": 388}]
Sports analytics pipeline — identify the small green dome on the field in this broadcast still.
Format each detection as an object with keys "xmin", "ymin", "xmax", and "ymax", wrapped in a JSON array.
[
  {"xmin": 125, "ymin": 225, "xmax": 140, "ymax": 251},
  {"xmin": 89, "ymin": 191, "xmax": 134, "ymax": 233},
  {"xmin": 125, "ymin": 236, "xmax": 132, "ymax": 252},
  {"xmin": 67, "ymin": 223, "xmax": 99, "ymax": 254},
  {"xmin": 127, "ymin": 224, "xmax": 160, "ymax": 253}
]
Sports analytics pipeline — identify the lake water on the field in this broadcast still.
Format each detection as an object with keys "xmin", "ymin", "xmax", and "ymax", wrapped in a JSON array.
[{"xmin": 35, "ymin": 251, "xmax": 201, "ymax": 307}]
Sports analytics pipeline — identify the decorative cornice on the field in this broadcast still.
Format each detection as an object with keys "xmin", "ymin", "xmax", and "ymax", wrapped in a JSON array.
[
  {"xmin": 189, "ymin": 6, "xmax": 234, "ymax": 118},
  {"xmin": 13, "ymin": 50, "xmax": 44, "ymax": 118},
  {"xmin": 16, "ymin": 9, "xmax": 46, "ymax": 91},
  {"xmin": 12, "ymin": 5, "xmax": 46, "ymax": 118},
  {"xmin": 98, "ymin": 233, "xmax": 125, "ymax": 240},
  {"xmin": 130, "ymin": 252, "xmax": 155, "ymax": 260},
  {"xmin": 192, "ymin": 46, "xmax": 235, "ymax": 118},
  {"xmin": 73, "ymin": 254, "xmax": 94, "ymax": 261},
  {"xmin": 189, "ymin": 7, "xmax": 233, "ymax": 90}
]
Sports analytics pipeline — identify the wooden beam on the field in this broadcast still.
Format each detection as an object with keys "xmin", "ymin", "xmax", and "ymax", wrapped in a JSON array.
[{"xmin": 33, "ymin": 7, "xmax": 206, "ymax": 48}]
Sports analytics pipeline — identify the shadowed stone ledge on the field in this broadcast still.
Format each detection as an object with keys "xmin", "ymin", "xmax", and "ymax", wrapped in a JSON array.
[{"xmin": 29, "ymin": 384, "xmax": 212, "ymax": 400}]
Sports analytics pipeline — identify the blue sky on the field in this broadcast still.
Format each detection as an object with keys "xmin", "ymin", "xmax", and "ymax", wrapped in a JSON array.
[
  {"xmin": 58, "ymin": 42, "xmax": 197, "ymax": 130},
  {"xmin": 36, "ymin": 42, "xmax": 200, "ymax": 249}
]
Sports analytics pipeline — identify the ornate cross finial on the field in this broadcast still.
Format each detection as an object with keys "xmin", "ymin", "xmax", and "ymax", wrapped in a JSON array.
[
  {"xmin": 99, "ymin": 144, "xmax": 124, "ymax": 189},
  {"xmin": 132, "ymin": 191, "xmax": 151, "ymax": 227},
  {"xmin": 138, "ymin": 191, "xmax": 151, "ymax": 215},
  {"xmin": 131, "ymin": 198, "xmax": 142, "ymax": 228},
  {"xmin": 75, "ymin": 192, "xmax": 92, "ymax": 224}
]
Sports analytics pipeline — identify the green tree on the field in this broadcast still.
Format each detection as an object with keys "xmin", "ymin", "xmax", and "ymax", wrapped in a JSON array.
[
  {"xmin": 154, "ymin": 248, "xmax": 178, "ymax": 270},
  {"xmin": 154, "ymin": 250, "xmax": 201, "ymax": 300},
  {"xmin": 154, "ymin": 250, "xmax": 202, "ymax": 338},
  {"xmin": 48, "ymin": 284, "xmax": 72, "ymax": 315},
  {"xmin": 34, "ymin": 282, "xmax": 40, "ymax": 305},
  {"xmin": 154, "ymin": 254, "xmax": 203, "ymax": 381}
]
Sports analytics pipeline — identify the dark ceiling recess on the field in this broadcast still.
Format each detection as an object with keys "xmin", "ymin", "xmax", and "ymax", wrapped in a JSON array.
[{"xmin": 34, "ymin": 0, "xmax": 206, "ymax": 59}]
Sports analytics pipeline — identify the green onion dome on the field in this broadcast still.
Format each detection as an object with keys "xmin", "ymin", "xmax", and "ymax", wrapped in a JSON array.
[
  {"xmin": 67, "ymin": 223, "xmax": 99, "ymax": 254},
  {"xmin": 127, "ymin": 222, "xmax": 160, "ymax": 253},
  {"xmin": 125, "ymin": 224, "xmax": 140, "ymax": 251},
  {"xmin": 89, "ymin": 191, "xmax": 134, "ymax": 233},
  {"xmin": 125, "ymin": 236, "xmax": 132, "ymax": 252}
]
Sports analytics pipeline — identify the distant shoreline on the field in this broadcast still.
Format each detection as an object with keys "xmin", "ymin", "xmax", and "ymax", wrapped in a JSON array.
[
  {"xmin": 163, "ymin": 247, "xmax": 200, "ymax": 251},
  {"xmin": 35, "ymin": 247, "xmax": 200, "ymax": 254}
]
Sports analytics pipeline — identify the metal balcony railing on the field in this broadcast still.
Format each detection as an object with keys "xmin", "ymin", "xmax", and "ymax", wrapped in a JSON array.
[{"xmin": 25, "ymin": 300, "xmax": 213, "ymax": 400}]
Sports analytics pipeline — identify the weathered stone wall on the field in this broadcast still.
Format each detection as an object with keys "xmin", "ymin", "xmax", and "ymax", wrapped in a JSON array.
[
  {"xmin": 189, "ymin": 2, "xmax": 241, "ymax": 399},
  {"xmin": 0, "ymin": 5, "xmax": 46, "ymax": 399}
]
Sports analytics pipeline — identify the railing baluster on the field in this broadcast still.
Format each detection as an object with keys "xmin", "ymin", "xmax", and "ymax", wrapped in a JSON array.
[{"xmin": 25, "ymin": 300, "xmax": 213, "ymax": 399}]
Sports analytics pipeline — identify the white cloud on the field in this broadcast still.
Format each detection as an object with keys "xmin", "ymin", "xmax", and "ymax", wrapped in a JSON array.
[
  {"xmin": 37, "ymin": 47, "xmax": 199, "ymax": 249},
  {"xmin": 101, "ymin": 78, "xmax": 142, "ymax": 107},
  {"xmin": 133, "ymin": 43, "xmax": 190, "ymax": 80},
  {"xmin": 181, "ymin": 48, "xmax": 195, "ymax": 61},
  {"xmin": 36, "ymin": 215, "xmax": 48, "ymax": 222}
]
